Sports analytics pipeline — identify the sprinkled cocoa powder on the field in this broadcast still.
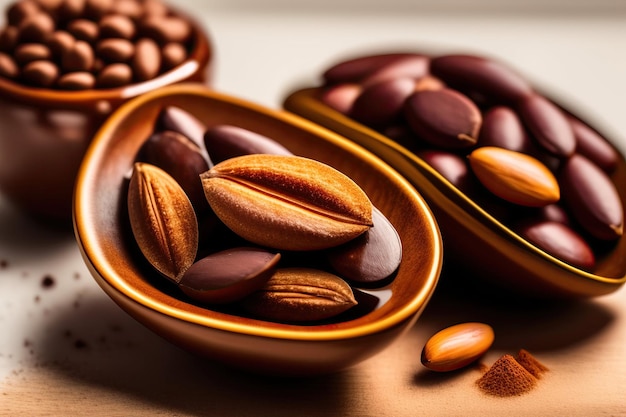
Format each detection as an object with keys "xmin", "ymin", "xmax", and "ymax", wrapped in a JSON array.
[
  {"xmin": 40, "ymin": 275, "xmax": 55, "ymax": 288},
  {"xmin": 73, "ymin": 339, "xmax": 88, "ymax": 350},
  {"xmin": 515, "ymin": 349, "xmax": 549, "ymax": 378},
  {"xmin": 0, "ymin": 259, "xmax": 8, "ymax": 268},
  {"xmin": 476, "ymin": 354, "xmax": 537, "ymax": 397}
]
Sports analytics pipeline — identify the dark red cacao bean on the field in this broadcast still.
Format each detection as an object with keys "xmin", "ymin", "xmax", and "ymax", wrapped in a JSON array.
[
  {"xmin": 62, "ymin": 39, "xmax": 94, "ymax": 72},
  {"xmin": 0, "ymin": 52, "xmax": 19, "ymax": 78},
  {"xmin": 404, "ymin": 88, "xmax": 481, "ymax": 149},
  {"xmin": 155, "ymin": 106, "xmax": 208, "ymax": 153},
  {"xmin": 537, "ymin": 203, "xmax": 571, "ymax": 226},
  {"xmin": 417, "ymin": 149, "xmax": 475, "ymax": 192},
  {"xmin": 21, "ymin": 59, "xmax": 58, "ymax": 86},
  {"xmin": 479, "ymin": 106, "xmax": 532, "ymax": 153},
  {"xmin": 516, "ymin": 220, "xmax": 595, "ymax": 271},
  {"xmin": 137, "ymin": 130, "xmax": 210, "ymax": 212},
  {"xmin": 360, "ymin": 54, "xmax": 430, "ymax": 86},
  {"xmin": 14, "ymin": 43, "xmax": 51, "ymax": 65},
  {"xmin": 139, "ymin": 16, "xmax": 192, "ymax": 44},
  {"xmin": 569, "ymin": 116, "xmax": 619, "ymax": 173},
  {"xmin": 179, "ymin": 247, "xmax": 280, "ymax": 304},
  {"xmin": 430, "ymin": 54, "xmax": 533, "ymax": 104},
  {"xmin": 57, "ymin": 71, "xmax": 96, "ymax": 89},
  {"xmin": 350, "ymin": 77, "xmax": 416, "ymax": 127},
  {"xmin": 559, "ymin": 154, "xmax": 623, "ymax": 240},
  {"xmin": 7, "ymin": 0, "xmax": 41, "ymax": 26},
  {"xmin": 319, "ymin": 83, "xmax": 361, "ymax": 115},
  {"xmin": 0, "ymin": 26, "xmax": 19, "ymax": 53},
  {"xmin": 132, "ymin": 38, "xmax": 161, "ymax": 81},
  {"xmin": 18, "ymin": 12, "xmax": 55, "ymax": 43},
  {"xmin": 322, "ymin": 52, "xmax": 420, "ymax": 84},
  {"xmin": 479, "ymin": 105, "xmax": 560, "ymax": 169},
  {"xmin": 97, "ymin": 63, "xmax": 132, "ymax": 87},
  {"xmin": 203, "ymin": 125, "xmax": 293, "ymax": 164},
  {"xmin": 161, "ymin": 42, "xmax": 187, "ymax": 70},
  {"xmin": 517, "ymin": 94, "xmax": 576, "ymax": 158},
  {"xmin": 327, "ymin": 207, "xmax": 401, "ymax": 286}
]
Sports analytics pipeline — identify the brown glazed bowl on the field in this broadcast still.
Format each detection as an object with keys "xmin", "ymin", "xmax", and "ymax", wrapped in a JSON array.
[
  {"xmin": 73, "ymin": 84, "xmax": 442, "ymax": 376},
  {"xmin": 284, "ymin": 87, "xmax": 626, "ymax": 299},
  {"xmin": 0, "ymin": 13, "xmax": 212, "ymax": 222}
]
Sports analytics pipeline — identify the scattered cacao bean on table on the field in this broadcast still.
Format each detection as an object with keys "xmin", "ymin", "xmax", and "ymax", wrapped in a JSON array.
[{"xmin": 421, "ymin": 322, "xmax": 495, "ymax": 372}]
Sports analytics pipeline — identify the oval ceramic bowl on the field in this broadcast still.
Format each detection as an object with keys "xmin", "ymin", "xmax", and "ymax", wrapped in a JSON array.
[
  {"xmin": 73, "ymin": 84, "xmax": 442, "ymax": 376},
  {"xmin": 0, "ymin": 10, "xmax": 212, "ymax": 222},
  {"xmin": 284, "ymin": 87, "xmax": 626, "ymax": 298}
]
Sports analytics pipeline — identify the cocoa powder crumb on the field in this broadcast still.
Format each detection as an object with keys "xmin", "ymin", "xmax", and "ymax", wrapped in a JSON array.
[
  {"xmin": 40, "ymin": 275, "xmax": 55, "ymax": 289},
  {"xmin": 74, "ymin": 339, "xmax": 88, "ymax": 350},
  {"xmin": 23, "ymin": 339, "xmax": 34, "ymax": 355},
  {"xmin": 515, "ymin": 349, "xmax": 549, "ymax": 378},
  {"xmin": 0, "ymin": 259, "xmax": 8, "ymax": 268},
  {"xmin": 110, "ymin": 324, "xmax": 123, "ymax": 333},
  {"xmin": 476, "ymin": 354, "xmax": 537, "ymax": 397}
]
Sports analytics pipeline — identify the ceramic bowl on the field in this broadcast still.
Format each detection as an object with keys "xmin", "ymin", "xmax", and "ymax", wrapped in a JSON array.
[
  {"xmin": 73, "ymin": 84, "xmax": 442, "ymax": 375},
  {"xmin": 0, "ymin": 11, "xmax": 212, "ymax": 222},
  {"xmin": 284, "ymin": 87, "xmax": 626, "ymax": 299}
]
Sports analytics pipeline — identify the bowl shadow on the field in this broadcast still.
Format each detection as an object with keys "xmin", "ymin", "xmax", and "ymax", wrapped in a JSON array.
[
  {"xmin": 0, "ymin": 195, "xmax": 74, "ymax": 251},
  {"xmin": 34, "ymin": 292, "xmax": 356, "ymax": 416},
  {"xmin": 410, "ymin": 266, "xmax": 618, "ymax": 387},
  {"xmin": 423, "ymin": 267, "xmax": 617, "ymax": 351}
]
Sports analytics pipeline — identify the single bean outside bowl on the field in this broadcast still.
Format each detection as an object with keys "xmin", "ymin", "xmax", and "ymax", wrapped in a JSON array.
[
  {"xmin": 73, "ymin": 84, "xmax": 442, "ymax": 376},
  {"xmin": 283, "ymin": 50, "xmax": 626, "ymax": 298}
]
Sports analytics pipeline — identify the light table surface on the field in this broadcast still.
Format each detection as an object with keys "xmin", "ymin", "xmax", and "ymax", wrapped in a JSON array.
[{"xmin": 1, "ymin": 3, "xmax": 626, "ymax": 415}]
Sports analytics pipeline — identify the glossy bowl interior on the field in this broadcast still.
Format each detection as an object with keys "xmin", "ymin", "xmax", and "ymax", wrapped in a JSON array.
[
  {"xmin": 284, "ymin": 87, "xmax": 626, "ymax": 298},
  {"xmin": 73, "ymin": 84, "xmax": 442, "ymax": 375},
  {"xmin": 0, "ymin": 14, "xmax": 212, "ymax": 222}
]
